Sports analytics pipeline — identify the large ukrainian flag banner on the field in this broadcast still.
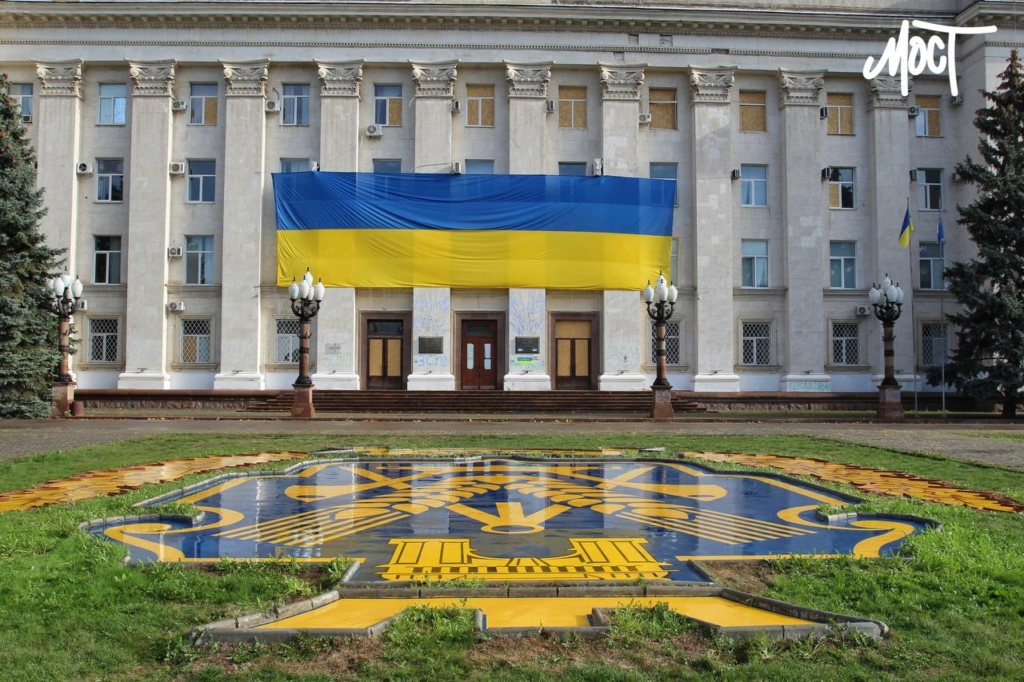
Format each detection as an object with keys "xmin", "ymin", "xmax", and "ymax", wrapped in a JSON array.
[{"xmin": 273, "ymin": 172, "xmax": 675, "ymax": 290}]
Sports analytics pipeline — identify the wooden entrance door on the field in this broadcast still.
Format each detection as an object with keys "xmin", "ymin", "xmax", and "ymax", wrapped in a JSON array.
[
  {"xmin": 554, "ymin": 319, "xmax": 592, "ymax": 389},
  {"xmin": 461, "ymin": 320, "xmax": 498, "ymax": 390},
  {"xmin": 367, "ymin": 319, "xmax": 404, "ymax": 390}
]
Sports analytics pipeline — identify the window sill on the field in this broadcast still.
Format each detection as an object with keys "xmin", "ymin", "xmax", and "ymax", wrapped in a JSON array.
[
  {"xmin": 735, "ymin": 364, "xmax": 782, "ymax": 372},
  {"xmin": 94, "ymin": 201, "xmax": 124, "ymax": 205},
  {"xmin": 826, "ymin": 364, "xmax": 871, "ymax": 373},
  {"xmin": 641, "ymin": 364, "xmax": 690, "ymax": 372},
  {"xmin": 265, "ymin": 362, "xmax": 300, "ymax": 371},
  {"xmin": 826, "ymin": 132, "xmax": 856, "ymax": 137},
  {"xmin": 828, "ymin": 207, "xmax": 857, "ymax": 211},
  {"xmin": 465, "ymin": 125, "xmax": 496, "ymax": 129},
  {"xmin": 740, "ymin": 204, "xmax": 769, "ymax": 209},
  {"xmin": 170, "ymin": 362, "xmax": 219, "ymax": 371},
  {"xmin": 76, "ymin": 362, "xmax": 125, "ymax": 371},
  {"xmin": 280, "ymin": 123, "xmax": 311, "ymax": 127},
  {"xmin": 187, "ymin": 123, "xmax": 217, "ymax": 127},
  {"xmin": 96, "ymin": 123, "xmax": 127, "ymax": 127},
  {"xmin": 185, "ymin": 201, "xmax": 216, "ymax": 205}
]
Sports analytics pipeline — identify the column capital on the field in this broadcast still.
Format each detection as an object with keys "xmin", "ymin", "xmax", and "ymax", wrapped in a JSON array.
[
  {"xmin": 35, "ymin": 61, "xmax": 83, "ymax": 98},
  {"xmin": 128, "ymin": 60, "xmax": 176, "ymax": 97},
  {"xmin": 317, "ymin": 60, "xmax": 363, "ymax": 98},
  {"xmin": 221, "ymin": 60, "xmax": 269, "ymax": 97},
  {"xmin": 869, "ymin": 76, "xmax": 912, "ymax": 110},
  {"xmin": 598, "ymin": 63, "xmax": 646, "ymax": 101},
  {"xmin": 505, "ymin": 62, "xmax": 551, "ymax": 99},
  {"xmin": 411, "ymin": 61, "xmax": 458, "ymax": 98},
  {"xmin": 690, "ymin": 68, "xmax": 735, "ymax": 105},
  {"xmin": 778, "ymin": 69, "xmax": 825, "ymax": 108}
]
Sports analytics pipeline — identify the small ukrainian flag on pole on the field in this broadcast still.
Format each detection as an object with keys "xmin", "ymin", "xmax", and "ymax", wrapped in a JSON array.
[{"xmin": 898, "ymin": 206, "xmax": 914, "ymax": 248}]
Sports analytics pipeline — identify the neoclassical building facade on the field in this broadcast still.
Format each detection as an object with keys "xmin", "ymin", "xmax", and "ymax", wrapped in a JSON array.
[{"xmin": 1, "ymin": 0, "xmax": 1015, "ymax": 394}]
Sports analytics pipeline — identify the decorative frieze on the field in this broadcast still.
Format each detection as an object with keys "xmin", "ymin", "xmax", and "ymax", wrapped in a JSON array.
[
  {"xmin": 778, "ymin": 69, "xmax": 824, "ymax": 107},
  {"xmin": 35, "ymin": 61, "xmax": 83, "ymax": 98},
  {"xmin": 128, "ymin": 60, "xmax": 176, "ymax": 97},
  {"xmin": 221, "ymin": 61, "xmax": 269, "ymax": 97},
  {"xmin": 411, "ymin": 61, "xmax": 458, "ymax": 98},
  {"xmin": 690, "ymin": 68, "xmax": 734, "ymax": 105},
  {"xmin": 598, "ymin": 63, "xmax": 645, "ymax": 101},
  {"xmin": 505, "ymin": 62, "xmax": 551, "ymax": 99},
  {"xmin": 869, "ymin": 75, "xmax": 911, "ymax": 109},
  {"xmin": 317, "ymin": 60, "xmax": 363, "ymax": 98}
]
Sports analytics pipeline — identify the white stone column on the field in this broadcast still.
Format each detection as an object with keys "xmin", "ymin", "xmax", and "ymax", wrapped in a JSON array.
[
  {"xmin": 597, "ymin": 63, "xmax": 648, "ymax": 391},
  {"xmin": 867, "ymin": 76, "xmax": 916, "ymax": 387},
  {"xmin": 311, "ymin": 60, "xmax": 362, "ymax": 390},
  {"xmin": 778, "ymin": 70, "xmax": 831, "ymax": 392},
  {"xmin": 118, "ymin": 61, "xmax": 176, "ymax": 389},
  {"xmin": 690, "ymin": 69, "xmax": 741, "ymax": 392},
  {"xmin": 408, "ymin": 61, "xmax": 457, "ymax": 390},
  {"xmin": 213, "ymin": 61, "xmax": 268, "ymax": 390},
  {"xmin": 504, "ymin": 63, "xmax": 553, "ymax": 389}
]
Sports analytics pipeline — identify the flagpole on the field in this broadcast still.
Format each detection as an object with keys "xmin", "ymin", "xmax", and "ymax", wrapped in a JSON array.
[
  {"xmin": 907, "ymin": 198, "xmax": 918, "ymax": 415},
  {"xmin": 939, "ymin": 219, "xmax": 947, "ymax": 414}
]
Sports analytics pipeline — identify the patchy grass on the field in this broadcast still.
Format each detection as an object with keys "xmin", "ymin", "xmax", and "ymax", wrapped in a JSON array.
[{"xmin": 958, "ymin": 431, "xmax": 1024, "ymax": 442}]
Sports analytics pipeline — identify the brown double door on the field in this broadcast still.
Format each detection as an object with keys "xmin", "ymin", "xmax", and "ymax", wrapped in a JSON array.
[
  {"xmin": 461, "ymin": 320, "xmax": 498, "ymax": 390},
  {"xmin": 555, "ymin": 319, "xmax": 593, "ymax": 389},
  {"xmin": 366, "ymin": 319, "xmax": 404, "ymax": 390}
]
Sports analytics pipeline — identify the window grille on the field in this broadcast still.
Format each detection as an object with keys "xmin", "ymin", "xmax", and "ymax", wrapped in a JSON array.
[
  {"xmin": 741, "ymin": 322, "xmax": 771, "ymax": 365},
  {"xmin": 922, "ymin": 323, "xmax": 949, "ymax": 366},
  {"xmin": 89, "ymin": 318, "xmax": 118, "ymax": 363},
  {"xmin": 650, "ymin": 321, "xmax": 681, "ymax": 365},
  {"xmin": 276, "ymin": 319, "xmax": 301, "ymax": 363},
  {"xmin": 831, "ymin": 322, "xmax": 860, "ymax": 365},
  {"xmin": 181, "ymin": 319, "xmax": 212, "ymax": 363}
]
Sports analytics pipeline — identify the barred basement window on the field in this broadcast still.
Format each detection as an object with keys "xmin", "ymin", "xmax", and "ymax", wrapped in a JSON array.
[
  {"xmin": 922, "ymin": 323, "xmax": 949, "ymax": 366},
  {"xmin": 831, "ymin": 322, "xmax": 860, "ymax": 365},
  {"xmin": 276, "ymin": 319, "xmax": 301, "ymax": 363},
  {"xmin": 89, "ymin": 318, "xmax": 118, "ymax": 363},
  {"xmin": 181, "ymin": 319, "xmax": 212, "ymax": 364},
  {"xmin": 650, "ymin": 321, "xmax": 681, "ymax": 365},
  {"xmin": 741, "ymin": 322, "xmax": 771, "ymax": 366}
]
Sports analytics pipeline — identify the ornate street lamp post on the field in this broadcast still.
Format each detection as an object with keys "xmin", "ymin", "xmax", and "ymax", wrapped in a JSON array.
[
  {"xmin": 644, "ymin": 272, "xmax": 678, "ymax": 420},
  {"xmin": 46, "ymin": 273, "xmax": 83, "ymax": 417},
  {"xmin": 288, "ymin": 269, "xmax": 325, "ymax": 419},
  {"xmin": 869, "ymin": 275, "xmax": 905, "ymax": 422}
]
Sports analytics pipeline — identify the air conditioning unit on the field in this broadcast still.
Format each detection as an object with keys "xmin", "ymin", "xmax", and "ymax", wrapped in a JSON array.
[
  {"xmin": 908, "ymin": 105, "xmax": 922, "ymax": 117},
  {"xmin": 310, "ymin": 161, "xmax": 320, "ymax": 171},
  {"xmin": 21, "ymin": 114, "xmax": 32, "ymax": 125},
  {"xmin": 451, "ymin": 100, "xmax": 461, "ymax": 113},
  {"xmin": 819, "ymin": 106, "xmax": 829, "ymax": 120},
  {"xmin": 451, "ymin": 161, "xmax": 462, "ymax": 175},
  {"xmin": 855, "ymin": 305, "xmax": 871, "ymax": 317},
  {"xmin": 171, "ymin": 100, "xmax": 188, "ymax": 112},
  {"xmin": 730, "ymin": 169, "xmax": 741, "ymax": 181},
  {"xmin": 545, "ymin": 100, "xmax": 556, "ymax": 114},
  {"xmin": 909, "ymin": 169, "xmax": 919, "ymax": 182},
  {"xmin": 366, "ymin": 123, "xmax": 383, "ymax": 138},
  {"xmin": 821, "ymin": 167, "xmax": 834, "ymax": 181},
  {"xmin": 167, "ymin": 245, "xmax": 183, "ymax": 258},
  {"xmin": 76, "ymin": 299, "xmax": 88, "ymax": 312},
  {"xmin": 639, "ymin": 112, "xmax": 653, "ymax": 125},
  {"xmin": 167, "ymin": 301, "xmax": 185, "ymax": 313},
  {"xmin": 592, "ymin": 158, "xmax": 603, "ymax": 176},
  {"xmin": 950, "ymin": 94, "xmax": 964, "ymax": 106},
  {"xmin": 168, "ymin": 161, "xmax": 186, "ymax": 176},
  {"xmin": 265, "ymin": 100, "xmax": 281, "ymax": 113},
  {"xmin": 76, "ymin": 162, "xmax": 93, "ymax": 175}
]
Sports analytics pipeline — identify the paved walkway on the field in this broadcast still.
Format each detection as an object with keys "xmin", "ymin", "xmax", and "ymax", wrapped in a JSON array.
[{"xmin": 1, "ymin": 413, "xmax": 1022, "ymax": 470}]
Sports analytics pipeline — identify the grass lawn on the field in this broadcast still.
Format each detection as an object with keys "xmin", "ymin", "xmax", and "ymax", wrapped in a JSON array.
[{"xmin": 1, "ymin": 434, "xmax": 1023, "ymax": 681}]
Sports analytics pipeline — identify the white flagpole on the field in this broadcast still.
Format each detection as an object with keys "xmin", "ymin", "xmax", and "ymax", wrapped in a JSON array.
[
  {"xmin": 907, "ymin": 199, "xmax": 918, "ymax": 415},
  {"xmin": 940, "ymin": 230, "xmax": 947, "ymax": 413}
]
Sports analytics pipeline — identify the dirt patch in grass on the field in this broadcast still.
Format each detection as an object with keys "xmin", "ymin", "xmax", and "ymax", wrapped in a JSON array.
[{"xmin": 698, "ymin": 561, "xmax": 775, "ymax": 594}]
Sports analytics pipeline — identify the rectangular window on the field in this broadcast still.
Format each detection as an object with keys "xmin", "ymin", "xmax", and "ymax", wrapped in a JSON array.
[
  {"xmin": 916, "ymin": 95, "xmax": 942, "ymax": 137},
  {"xmin": 829, "ymin": 241, "xmax": 857, "ymax": 289},
  {"xmin": 88, "ymin": 318, "xmax": 119, "ymax": 363},
  {"xmin": 831, "ymin": 322, "xmax": 860, "ymax": 365},
  {"xmin": 741, "ymin": 322, "xmax": 772, "ymax": 366},
  {"xmin": 98, "ymin": 83, "xmax": 127, "ymax": 125},
  {"xmin": 670, "ymin": 238, "xmax": 679, "ymax": 287},
  {"xmin": 650, "ymin": 320, "xmax": 681, "ymax": 365},
  {"xmin": 920, "ymin": 243, "xmax": 946, "ymax": 290},
  {"xmin": 649, "ymin": 88, "xmax": 677, "ymax": 130},
  {"xmin": 280, "ymin": 158, "xmax": 309, "ymax": 173},
  {"xmin": 464, "ymin": 159, "xmax": 494, "ymax": 175},
  {"xmin": 740, "ymin": 165, "xmax": 768, "ymax": 207},
  {"xmin": 275, "ymin": 319, "xmax": 301, "ymax": 363},
  {"xmin": 93, "ymin": 235, "xmax": 122, "ymax": 285},
  {"xmin": 558, "ymin": 162, "xmax": 587, "ymax": 176},
  {"xmin": 181, "ymin": 319, "xmax": 212, "ymax": 364},
  {"xmin": 11, "ymin": 83, "xmax": 33, "ymax": 121},
  {"xmin": 918, "ymin": 168, "xmax": 943, "ymax": 210},
  {"xmin": 95, "ymin": 159, "xmax": 124, "ymax": 203},
  {"xmin": 826, "ymin": 93, "xmax": 854, "ymax": 135},
  {"xmin": 828, "ymin": 167, "xmax": 855, "ymax": 209},
  {"xmin": 739, "ymin": 91, "xmax": 767, "ymax": 132},
  {"xmin": 921, "ymin": 323, "xmax": 949, "ymax": 366},
  {"xmin": 374, "ymin": 84, "xmax": 403, "ymax": 126},
  {"xmin": 558, "ymin": 86, "xmax": 587, "ymax": 129},
  {"xmin": 187, "ymin": 160, "xmax": 216, "ymax": 203},
  {"xmin": 282, "ymin": 84, "xmax": 310, "ymax": 126},
  {"xmin": 189, "ymin": 83, "xmax": 218, "ymax": 125},
  {"xmin": 373, "ymin": 158, "xmax": 402, "ymax": 174},
  {"xmin": 741, "ymin": 240, "xmax": 769, "ymax": 288},
  {"xmin": 185, "ymin": 235, "xmax": 214, "ymax": 285},
  {"xmin": 465, "ymin": 84, "xmax": 495, "ymax": 127},
  {"xmin": 650, "ymin": 162, "xmax": 677, "ymax": 206}
]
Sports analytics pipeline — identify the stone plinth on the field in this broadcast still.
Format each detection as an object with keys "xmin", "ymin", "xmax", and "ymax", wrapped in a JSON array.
[
  {"xmin": 52, "ymin": 381, "xmax": 75, "ymax": 418},
  {"xmin": 292, "ymin": 385, "xmax": 315, "ymax": 419},
  {"xmin": 652, "ymin": 387, "xmax": 675, "ymax": 420},
  {"xmin": 877, "ymin": 385, "xmax": 904, "ymax": 422}
]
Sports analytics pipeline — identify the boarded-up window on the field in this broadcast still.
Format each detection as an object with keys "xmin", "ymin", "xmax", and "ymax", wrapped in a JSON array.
[
  {"xmin": 466, "ymin": 84, "xmax": 495, "ymax": 127},
  {"xmin": 739, "ymin": 91, "xmax": 766, "ymax": 132},
  {"xmin": 916, "ymin": 95, "xmax": 941, "ymax": 137},
  {"xmin": 826, "ymin": 93, "xmax": 854, "ymax": 135},
  {"xmin": 649, "ymin": 88, "xmax": 677, "ymax": 130},
  {"xmin": 559, "ymin": 86, "xmax": 587, "ymax": 128}
]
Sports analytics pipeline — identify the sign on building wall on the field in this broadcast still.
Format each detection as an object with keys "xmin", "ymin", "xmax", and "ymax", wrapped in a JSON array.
[{"xmin": 273, "ymin": 172, "xmax": 674, "ymax": 290}]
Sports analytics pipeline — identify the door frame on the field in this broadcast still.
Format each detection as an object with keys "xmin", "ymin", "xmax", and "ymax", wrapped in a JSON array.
[
  {"xmin": 454, "ymin": 311, "xmax": 505, "ymax": 390},
  {"xmin": 359, "ymin": 311, "xmax": 412, "ymax": 390},
  {"xmin": 548, "ymin": 311, "xmax": 600, "ymax": 390}
]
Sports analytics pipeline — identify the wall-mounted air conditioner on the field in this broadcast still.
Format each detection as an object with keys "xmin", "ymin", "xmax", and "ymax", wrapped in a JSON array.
[
  {"xmin": 909, "ymin": 169, "xmax": 919, "ymax": 182},
  {"xmin": 950, "ymin": 94, "xmax": 964, "ymax": 106},
  {"xmin": 819, "ymin": 106, "xmax": 829, "ymax": 120},
  {"xmin": 639, "ymin": 113, "xmax": 652, "ymax": 125},
  {"xmin": 730, "ymin": 169, "xmax": 741, "ymax": 181},
  {"xmin": 366, "ymin": 124, "xmax": 383, "ymax": 138},
  {"xmin": 310, "ymin": 161, "xmax": 320, "ymax": 171},
  {"xmin": 452, "ymin": 161, "xmax": 462, "ymax": 174},
  {"xmin": 76, "ymin": 299, "xmax": 88, "ymax": 312},
  {"xmin": 171, "ymin": 100, "xmax": 188, "ymax": 112},
  {"xmin": 265, "ymin": 100, "xmax": 281, "ymax": 113},
  {"xmin": 821, "ymin": 167, "xmax": 834, "ymax": 181},
  {"xmin": 169, "ymin": 161, "xmax": 186, "ymax": 176},
  {"xmin": 908, "ymin": 105, "xmax": 921, "ymax": 117},
  {"xmin": 167, "ymin": 301, "xmax": 185, "ymax": 313},
  {"xmin": 76, "ymin": 162, "xmax": 93, "ymax": 175},
  {"xmin": 545, "ymin": 100, "xmax": 556, "ymax": 114},
  {"xmin": 451, "ymin": 100, "xmax": 461, "ymax": 113},
  {"xmin": 167, "ymin": 246, "xmax": 183, "ymax": 258},
  {"xmin": 855, "ymin": 305, "xmax": 871, "ymax": 317},
  {"xmin": 592, "ymin": 158, "xmax": 603, "ymax": 176},
  {"xmin": 21, "ymin": 114, "xmax": 32, "ymax": 124}
]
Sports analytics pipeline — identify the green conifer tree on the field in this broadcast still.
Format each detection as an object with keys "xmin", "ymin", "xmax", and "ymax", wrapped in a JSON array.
[
  {"xmin": 931, "ymin": 51, "xmax": 1024, "ymax": 417},
  {"xmin": 0, "ymin": 74, "xmax": 62, "ymax": 418}
]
